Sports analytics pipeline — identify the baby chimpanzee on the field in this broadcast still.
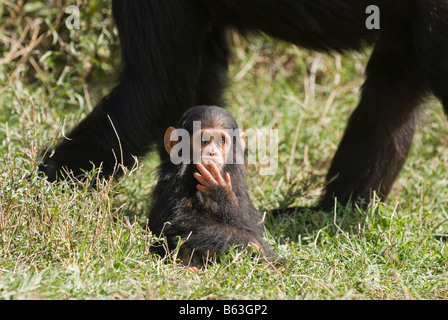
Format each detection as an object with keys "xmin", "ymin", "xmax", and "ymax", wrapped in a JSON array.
[{"xmin": 148, "ymin": 105, "xmax": 277, "ymax": 268}]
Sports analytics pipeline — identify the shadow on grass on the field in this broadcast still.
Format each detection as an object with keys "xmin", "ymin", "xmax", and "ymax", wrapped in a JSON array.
[{"xmin": 262, "ymin": 202, "xmax": 367, "ymax": 246}]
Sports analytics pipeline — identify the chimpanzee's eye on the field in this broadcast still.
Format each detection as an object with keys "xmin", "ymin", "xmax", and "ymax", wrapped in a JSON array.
[{"xmin": 217, "ymin": 136, "xmax": 226, "ymax": 146}]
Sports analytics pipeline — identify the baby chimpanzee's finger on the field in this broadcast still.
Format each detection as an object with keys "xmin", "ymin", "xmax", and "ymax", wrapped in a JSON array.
[
  {"xmin": 194, "ymin": 172, "xmax": 209, "ymax": 187},
  {"xmin": 196, "ymin": 184, "xmax": 211, "ymax": 196},
  {"xmin": 225, "ymin": 172, "xmax": 232, "ymax": 189},
  {"xmin": 197, "ymin": 163, "xmax": 217, "ymax": 184},
  {"xmin": 209, "ymin": 163, "xmax": 225, "ymax": 185}
]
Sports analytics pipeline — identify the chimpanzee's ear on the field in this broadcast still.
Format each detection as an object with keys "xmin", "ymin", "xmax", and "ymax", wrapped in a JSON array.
[{"xmin": 164, "ymin": 127, "xmax": 178, "ymax": 155}]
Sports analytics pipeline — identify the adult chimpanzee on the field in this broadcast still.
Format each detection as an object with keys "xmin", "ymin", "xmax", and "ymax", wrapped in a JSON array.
[
  {"xmin": 149, "ymin": 105, "xmax": 277, "ymax": 268},
  {"xmin": 39, "ymin": 0, "xmax": 448, "ymax": 210}
]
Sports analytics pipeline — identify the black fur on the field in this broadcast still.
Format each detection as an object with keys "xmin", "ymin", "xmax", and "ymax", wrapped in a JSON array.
[
  {"xmin": 149, "ymin": 106, "xmax": 276, "ymax": 267},
  {"xmin": 39, "ymin": 0, "xmax": 448, "ymax": 210}
]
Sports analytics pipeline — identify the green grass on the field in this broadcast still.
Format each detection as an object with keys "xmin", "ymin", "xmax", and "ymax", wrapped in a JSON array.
[{"xmin": 0, "ymin": 1, "xmax": 447, "ymax": 300}]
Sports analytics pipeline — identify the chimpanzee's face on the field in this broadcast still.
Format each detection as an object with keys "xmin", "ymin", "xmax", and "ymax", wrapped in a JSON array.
[{"xmin": 192, "ymin": 128, "xmax": 231, "ymax": 171}]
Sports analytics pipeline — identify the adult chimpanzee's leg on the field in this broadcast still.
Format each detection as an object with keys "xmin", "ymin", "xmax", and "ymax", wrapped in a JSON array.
[
  {"xmin": 413, "ymin": 0, "xmax": 448, "ymax": 112},
  {"xmin": 194, "ymin": 27, "xmax": 231, "ymax": 107},
  {"xmin": 39, "ymin": 0, "xmax": 210, "ymax": 180},
  {"xmin": 154, "ymin": 26, "xmax": 231, "ymax": 161},
  {"xmin": 319, "ymin": 39, "xmax": 430, "ymax": 210}
]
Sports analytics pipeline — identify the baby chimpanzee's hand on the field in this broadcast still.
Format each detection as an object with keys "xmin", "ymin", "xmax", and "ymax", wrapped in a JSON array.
[{"xmin": 194, "ymin": 163, "xmax": 234, "ymax": 200}]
